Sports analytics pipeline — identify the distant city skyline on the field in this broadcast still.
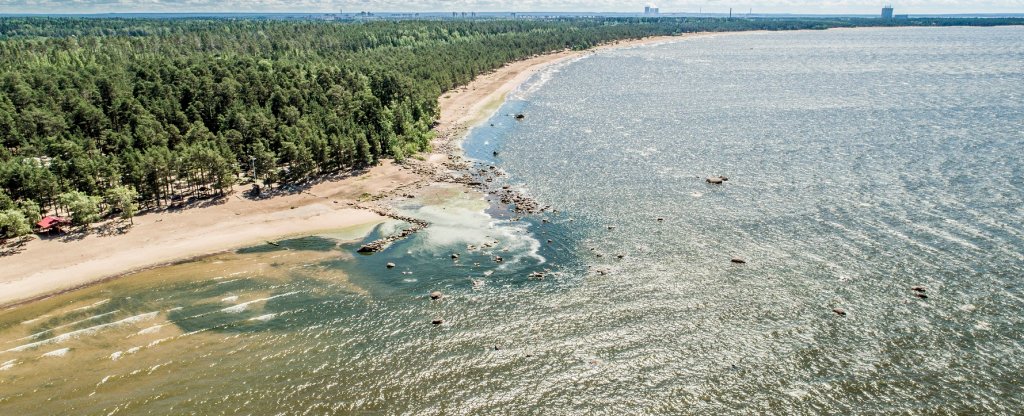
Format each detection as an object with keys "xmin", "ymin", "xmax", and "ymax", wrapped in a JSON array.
[{"xmin": 1, "ymin": 0, "xmax": 1022, "ymax": 15}]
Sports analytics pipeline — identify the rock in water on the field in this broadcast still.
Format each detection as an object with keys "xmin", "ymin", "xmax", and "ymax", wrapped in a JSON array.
[
  {"xmin": 431, "ymin": 318, "xmax": 444, "ymax": 325},
  {"xmin": 430, "ymin": 291, "xmax": 443, "ymax": 300},
  {"xmin": 731, "ymin": 257, "xmax": 747, "ymax": 264},
  {"xmin": 451, "ymin": 253, "xmax": 460, "ymax": 259},
  {"xmin": 911, "ymin": 286, "xmax": 926, "ymax": 292},
  {"xmin": 706, "ymin": 176, "xmax": 724, "ymax": 184},
  {"xmin": 386, "ymin": 262, "xmax": 396, "ymax": 269},
  {"xmin": 832, "ymin": 308, "xmax": 847, "ymax": 316}
]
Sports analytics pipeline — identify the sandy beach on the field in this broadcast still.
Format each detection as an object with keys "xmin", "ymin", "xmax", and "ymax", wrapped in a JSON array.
[{"xmin": 0, "ymin": 33, "xmax": 695, "ymax": 308}]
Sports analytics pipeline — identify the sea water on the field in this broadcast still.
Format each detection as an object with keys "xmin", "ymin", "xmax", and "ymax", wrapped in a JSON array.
[{"xmin": 1, "ymin": 26, "xmax": 1022, "ymax": 414}]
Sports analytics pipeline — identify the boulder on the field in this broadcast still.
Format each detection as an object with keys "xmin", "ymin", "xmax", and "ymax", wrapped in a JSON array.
[
  {"xmin": 706, "ymin": 176, "xmax": 724, "ymax": 185},
  {"xmin": 832, "ymin": 308, "xmax": 847, "ymax": 316},
  {"xmin": 386, "ymin": 262, "xmax": 396, "ymax": 269},
  {"xmin": 430, "ymin": 291, "xmax": 443, "ymax": 300}
]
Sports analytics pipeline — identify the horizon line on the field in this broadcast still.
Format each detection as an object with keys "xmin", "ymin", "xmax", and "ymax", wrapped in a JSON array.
[{"xmin": 2, "ymin": 11, "xmax": 1023, "ymax": 16}]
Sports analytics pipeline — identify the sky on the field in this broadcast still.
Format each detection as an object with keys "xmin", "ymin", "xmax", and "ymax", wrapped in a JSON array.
[{"xmin": 0, "ymin": 0, "xmax": 1022, "ymax": 15}]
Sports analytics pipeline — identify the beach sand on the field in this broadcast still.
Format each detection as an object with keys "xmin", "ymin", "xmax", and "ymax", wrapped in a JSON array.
[{"xmin": 0, "ymin": 34, "xmax": 697, "ymax": 308}]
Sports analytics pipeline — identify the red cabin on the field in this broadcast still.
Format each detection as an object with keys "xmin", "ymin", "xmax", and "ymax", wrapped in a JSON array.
[{"xmin": 36, "ymin": 216, "xmax": 69, "ymax": 233}]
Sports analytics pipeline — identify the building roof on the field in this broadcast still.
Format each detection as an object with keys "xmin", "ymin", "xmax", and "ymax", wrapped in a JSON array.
[{"xmin": 37, "ymin": 216, "xmax": 68, "ymax": 229}]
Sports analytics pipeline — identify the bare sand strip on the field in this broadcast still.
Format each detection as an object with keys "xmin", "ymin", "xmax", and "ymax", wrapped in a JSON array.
[{"xmin": 0, "ymin": 33, "xmax": 703, "ymax": 308}]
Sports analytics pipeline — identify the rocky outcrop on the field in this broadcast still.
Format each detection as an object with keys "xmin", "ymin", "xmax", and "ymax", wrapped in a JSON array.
[{"xmin": 356, "ymin": 205, "xmax": 430, "ymax": 253}]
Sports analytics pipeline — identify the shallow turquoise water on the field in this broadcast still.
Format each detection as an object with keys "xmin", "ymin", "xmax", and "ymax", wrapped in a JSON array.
[{"xmin": 1, "ymin": 27, "xmax": 1022, "ymax": 414}]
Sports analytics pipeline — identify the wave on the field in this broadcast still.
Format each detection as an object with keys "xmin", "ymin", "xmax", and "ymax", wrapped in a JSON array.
[
  {"xmin": 41, "ymin": 347, "xmax": 70, "ymax": 358},
  {"xmin": 14, "ymin": 310, "xmax": 122, "ymax": 342},
  {"xmin": 220, "ymin": 291, "xmax": 298, "ymax": 314},
  {"xmin": 3, "ymin": 312, "xmax": 159, "ymax": 353}
]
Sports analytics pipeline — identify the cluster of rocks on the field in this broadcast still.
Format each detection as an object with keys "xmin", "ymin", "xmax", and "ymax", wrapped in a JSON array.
[
  {"xmin": 356, "ymin": 204, "xmax": 430, "ymax": 253},
  {"xmin": 466, "ymin": 162, "xmax": 552, "ymax": 215},
  {"xmin": 495, "ymin": 187, "xmax": 549, "ymax": 215}
]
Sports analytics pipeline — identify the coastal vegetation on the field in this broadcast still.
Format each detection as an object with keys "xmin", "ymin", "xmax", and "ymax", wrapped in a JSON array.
[{"xmin": 0, "ymin": 16, "xmax": 1020, "ymax": 235}]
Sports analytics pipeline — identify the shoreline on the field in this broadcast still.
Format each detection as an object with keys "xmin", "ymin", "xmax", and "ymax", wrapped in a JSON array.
[{"xmin": 0, "ymin": 33, "xmax": 702, "ymax": 309}]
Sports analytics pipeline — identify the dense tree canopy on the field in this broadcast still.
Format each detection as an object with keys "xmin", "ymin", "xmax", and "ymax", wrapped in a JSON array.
[{"xmin": 0, "ymin": 16, "xmax": 1020, "ymax": 227}]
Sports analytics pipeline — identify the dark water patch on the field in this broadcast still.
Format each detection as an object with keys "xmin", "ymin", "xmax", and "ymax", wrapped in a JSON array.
[{"xmin": 236, "ymin": 235, "xmax": 343, "ymax": 254}]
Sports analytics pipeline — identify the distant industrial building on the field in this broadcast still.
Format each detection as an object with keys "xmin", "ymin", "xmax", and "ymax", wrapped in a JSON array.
[
  {"xmin": 881, "ymin": 5, "xmax": 894, "ymax": 19},
  {"xmin": 644, "ymin": 5, "xmax": 659, "ymax": 15}
]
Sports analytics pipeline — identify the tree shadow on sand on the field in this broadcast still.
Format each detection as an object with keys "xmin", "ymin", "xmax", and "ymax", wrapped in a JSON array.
[
  {"xmin": 0, "ymin": 236, "xmax": 31, "ymax": 257},
  {"xmin": 241, "ymin": 169, "xmax": 371, "ymax": 202},
  {"xmin": 95, "ymin": 220, "xmax": 133, "ymax": 237}
]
